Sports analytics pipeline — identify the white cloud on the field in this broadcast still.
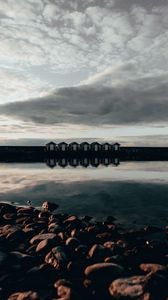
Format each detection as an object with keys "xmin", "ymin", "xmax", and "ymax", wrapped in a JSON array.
[{"xmin": 0, "ymin": 0, "xmax": 168, "ymax": 142}]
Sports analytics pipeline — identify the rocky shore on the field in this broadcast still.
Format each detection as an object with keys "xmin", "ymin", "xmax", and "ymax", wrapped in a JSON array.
[{"xmin": 0, "ymin": 201, "xmax": 168, "ymax": 300}]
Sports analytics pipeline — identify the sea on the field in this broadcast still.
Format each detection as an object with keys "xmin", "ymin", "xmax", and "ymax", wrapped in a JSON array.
[{"xmin": 0, "ymin": 161, "xmax": 168, "ymax": 228}]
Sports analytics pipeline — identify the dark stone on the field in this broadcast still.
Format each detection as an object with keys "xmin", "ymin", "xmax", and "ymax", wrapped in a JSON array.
[
  {"xmin": 85, "ymin": 262, "xmax": 124, "ymax": 281},
  {"xmin": 48, "ymin": 223, "xmax": 62, "ymax": 233},
  {"xmin": 88, "ymin": 244, "xmax": 112, "ymax": 261},
  {"xmin": 0, "ymin": 203, "xmax": 16, "ymax": 215},
  {"xmin": 26, "ymin": 263, "xmax": 57, "ymax": 286},
  {"xmin": 45, "ymin": 246, "xmax": 68, "ymax": 270},
  {"xmin": 42, "ymin": 201, "xmax": 59, "ymax": 212},
  {"xmin": 36, "ymin": 239, "xmax": 59, "ymax": 256},
  {"xmin": 7, "ymin": 291, "xmax": 40, "ymax": 300},
  {"xmin": 140, "ymin": 263, "xmax": 167, "ymax": 274},
  {"xmin": 0, "ymin": 251, "xmax": 8, "ymax": 267},
  {"xmin": 30, "ymin": 233, "xmax": 57, "ymax": 245},
  {"xmin": 109, "ymin": 276, "xmax": 148, "ymax": 299},
  {"xmin": 9, "ymin": 252, "xmax": 36, "ymax": 269},
  {"xmin": 65, "ymin": 237, "xmax": 80, "ymax": 250}
]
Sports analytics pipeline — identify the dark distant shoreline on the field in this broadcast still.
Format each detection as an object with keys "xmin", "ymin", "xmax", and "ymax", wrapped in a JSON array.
[{"xmin": 0, "ymin": 145, "xmax": 168, "ymax": 162}]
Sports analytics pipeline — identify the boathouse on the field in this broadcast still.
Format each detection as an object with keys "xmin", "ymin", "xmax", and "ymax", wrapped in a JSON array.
[
  {"xmin": 91, "ymin": 142, "xmax": 101, "ymax": 152},
  {"xmin": 58, "ymin": 142, "xmax": 68, "ymax": 152},
  {"xmin": 102, "ymin": 143, "xmax": 112, "ymax": 151},
  {"xmin": 46, "ymin": 141, "xmax": 57, "ymax": 152},
  {"xmin": 113, "ymin": 143, "xmax": 120, "ymax": 151},
  {"xmin": 80, "ymin": 142, "xmax": 90, "ymax": 152},
  {"xmin": 69, "ymin": 142, "xmax": 79, "ymax": 151}
]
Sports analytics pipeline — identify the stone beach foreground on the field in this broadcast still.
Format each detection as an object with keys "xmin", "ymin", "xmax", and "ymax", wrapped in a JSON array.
[{"xmin": 0, "ymin": 202, "xmax": 168, "ymax": 300}]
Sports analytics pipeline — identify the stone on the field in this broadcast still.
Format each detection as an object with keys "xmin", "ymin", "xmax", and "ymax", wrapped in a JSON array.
[
  {"xmin": 48, "ymin": 223, "xmax": 62, "ymax": 233},
  {"xmin": 65, "ymin": 237, "xmax": 80, "ymax": 249},
  {"xmin": 7, "ymin": 291, "xmax": 40, "ymax": 300},
  {"xmin": 54, "ymin": 279, "xmax": 73, "ymax": 289},
  {"xmin": 9, "ymin": 252, "xmax": 36, "ymax": 269},
  {"xmin": 0, "ymin": 203, "xmax": 16, "ymax": 215},
  {"xmin": 45, "ymin": 246, "xmax": 68, "ymax": 270},
  {"xmin": 57, "ymin": 285, "xmax": 72, "ymax": 299},
  {"xmin": 54, "ymin": 279, "xmax": 78, "ymax": 300},
  {"xmin": 109, "ymin": 276, "xmax": 148, "ymax": 298},
  {"xmin": 26, "ymin": 263, "xmax": 56, "ymax": 286},
  {"xmin": 85, "ymin": 262, "xmax": 124, "ymax": 280},
  {"xmin": 42, "ymin": 201, "xmax": 59, "ymax": 212},
  {"xmin": 30, "ymin": 233, "xmax": 57, "ymax": 245},
  {"xmin": 140, "ymin": 263, "xmax": 167, "ymax": 274},
  {"xmin": 88, "ymin": 244, "xmax": 111, "ymax": 261},
  {"xmin": 0, "ymin": 251, "xmax": 8, "ymax": 267},
  {"xmin": 36, "ymin": 239, "xmax": 56, "ymax": 255}
]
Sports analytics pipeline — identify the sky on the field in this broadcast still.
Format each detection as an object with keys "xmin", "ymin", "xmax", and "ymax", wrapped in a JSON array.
[{"xmin": 0, "ymin": 0, "xmax": 168, "ymax": 146}]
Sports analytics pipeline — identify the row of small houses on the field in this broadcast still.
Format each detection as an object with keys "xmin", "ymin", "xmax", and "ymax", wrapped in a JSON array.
[
  {"xmin": 46, "ymin": 141, "xmax": 120, "ymax": 152},
  {"xmin": 46, "ymin": 156, "xmax": 120, "ymax": 168}
]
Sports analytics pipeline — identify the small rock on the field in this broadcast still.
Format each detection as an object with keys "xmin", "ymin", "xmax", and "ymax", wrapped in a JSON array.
[
  {"xmin": 7, "ymin": 291, "xmax": 40, "ymax": 300},
  {"xmin": 88, "ymin": 244, "xmax": 111, "ymax": 261},
  {"xmin": 140, "ymin": 263, "xmax": 167, "ymax": 274},
  {"xmin": 42, "ymin": 201, "xmax": 59, "ymax": 212},
  {"xmin": 85, "ymin": 262, "xmax": 124, "ymax": 280},
  {"xmin": 65, "ymin": 237, "xmax": 80, "ymax": 250},
  {"xmin": 45, "ymin": 246, "xmax": 68, "ymax": 270},
  {"xmin": 30, "ymin": 233, "xmax": 57, "ymax": 245},
  {"xmin": 109, "ymin": 276, "xmax": 148, "ymax": 298}
]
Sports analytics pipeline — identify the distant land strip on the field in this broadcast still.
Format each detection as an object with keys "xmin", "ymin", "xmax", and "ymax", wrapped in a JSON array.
[{"xmin": 0, "ymin": 142, "xmax": 168, "ymax": 162}]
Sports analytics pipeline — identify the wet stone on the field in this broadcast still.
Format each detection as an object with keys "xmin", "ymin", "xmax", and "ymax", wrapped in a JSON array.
[
  {"xmin": 0, "ymin": 251, "xmax": 8, "ymax": 267},
  {"xmin": 48, "ymin": 223, "xmax": 62, "ymax": 233},
  {"xmin": 45, "ymin": 246, "xmax": 68, "ymax": 270},
  {"xmin": 85, "ymin": 262, "xmax": 124, "ymax": 281},
  {"xmin": 7, "ymin": 291, "xmax": 40, "ymax": 300},
  {"xmin": 42, "ymin": 201, "xmax": 59, "ymax": 212},
  {"xmin": 0, "ymin": 203, "xmax": 16, "ymax": 215},
  {"xmin": 140, "ymin": 263, "xmax": 167, "ymax": 274},
  {"xmin": 65, "ymin": 237, "xmax": 80, "ymax": 250},
  {"xmin": 9, "ymin": 252, "xmax": 36, "ymax": 269},
  {"xmin": 36, "ymin": 238, "xmax": 58, "ymax": 255},
  {"xmin": 109, "ymin": 276, "xmax": 148, "ymax": 299},
  {"xmin": 30, "ymin": 233, "xmax": 57, "ymax": 245},
  {"xmin": 88, "ymin": 244, "xmax": 112, "ymax": 261}
]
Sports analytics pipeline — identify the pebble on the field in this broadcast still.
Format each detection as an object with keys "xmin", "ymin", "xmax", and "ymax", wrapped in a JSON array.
[
  {"xmin": 30, "ymin": 233, "xmax": 57, "ymax": 245},
  {"xmin": 109, "ymin": 276, "xmax": 148, "ymax": 298},
  {"xmin": 140, "ymin": 263, "xmax": 167, "ymax": 274},
  {"xmin": 85, "ymin": 262, "xmax": 124, "ymax": 280},
  {"xmin": 7, "ymin": 291, "xmax": 40, "ymax": 300},
  {"xmin": 45, "ymin": 246, "xmax": 68, "ymax": 270}
]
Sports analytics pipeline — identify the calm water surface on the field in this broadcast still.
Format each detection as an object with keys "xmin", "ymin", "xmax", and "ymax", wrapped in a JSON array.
[{"xmin": 0, "ymin": 161, "xmax": 168, "ymax": 227}]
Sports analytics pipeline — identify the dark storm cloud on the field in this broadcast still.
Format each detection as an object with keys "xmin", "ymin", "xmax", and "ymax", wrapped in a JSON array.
[{"xmin": 1, "ymin": 73, "xmax": 168, "ymax": 126}]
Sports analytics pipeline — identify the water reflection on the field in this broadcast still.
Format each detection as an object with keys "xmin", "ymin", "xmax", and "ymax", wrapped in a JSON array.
[
  {"xmin": 0, "ymin": 161, "xmax": 168, "ymax": 227},
  {"xmin": 46, "ymin": 156, "xmax": 120, "ymax": 168}
]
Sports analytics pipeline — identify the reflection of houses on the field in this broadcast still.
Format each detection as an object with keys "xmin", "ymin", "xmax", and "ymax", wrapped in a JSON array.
[
  {"xmin": 80, "ymin": 157, "xmax": 90, "ymax": 167},
  {"xmin": 80, "ymin": 142, "xmax": 90, "ymax": 152},
  {"xmin": 102, "ymin": 143, "xmax": 112, "ymax": 152},
  {"xmin": 102, "ymin": 157, "xmax": 111, "ymax": 166},
  {"xmin": 91, "ymin": 142, "xmax": 101, "ymax": 152},
  {"xmin": 58, "ymin": 158, "xmax": 68, "ymax": 168},
  {"xmin": 113, "ymin": 143, "xmax": 120, "ymax": 151},
  {"xmin": 69, "ymin": 157, "xmax": 79, "ymax": 167},
  {"xmin": 113, "ymin": 157, "xmax": 120, "ymax": 166},
  {"xmin": 46, "ymin": 141, "xmax": 57, "ymax": 152},
  {"xmin": 46, "ymin": 157, "xmax": 56, "ymax": 168},
  {"xmin": 69, "ymin": 142, "xmax": 79, "ymax": 152},
  {"xmin": 58, "ymin": 142, "xmax": 68, "ymax": 152},
  {"xmin": 91, "ymin": 157, "xmax": 100, "ymax": 167}
]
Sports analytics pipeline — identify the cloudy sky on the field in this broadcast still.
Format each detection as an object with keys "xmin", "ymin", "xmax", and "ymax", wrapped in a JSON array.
[{"xmin": 0, "ymin": 0, "xmax": 168, "ymax": 145}]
